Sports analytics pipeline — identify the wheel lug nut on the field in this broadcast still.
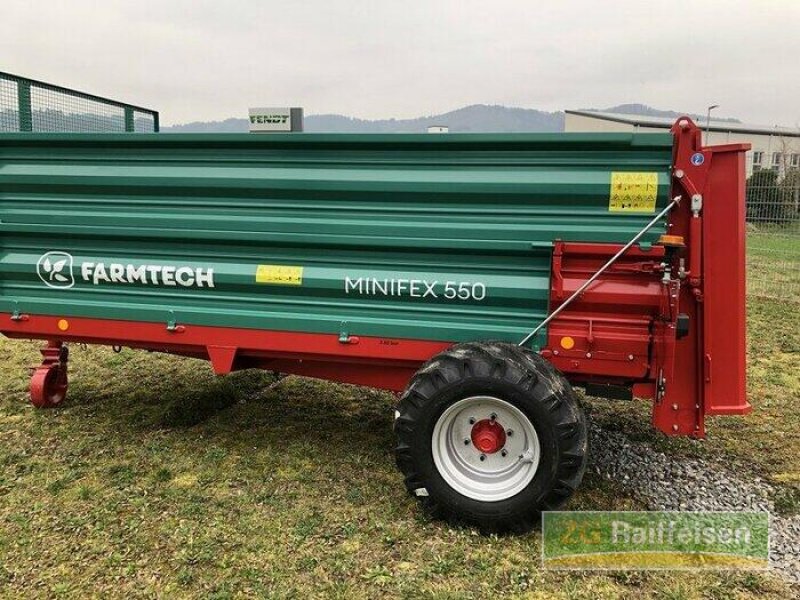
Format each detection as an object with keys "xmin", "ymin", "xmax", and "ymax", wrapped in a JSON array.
[
  {"xmin": 501, "ymin": 449, "xmax": 507, "ymax": 457},
  {"xmin": 507, "ymin": 429, "xmax": 514, "ymax": 437},
  {"xmin": 490, "ymin": 413, "xmax": 497, "ymax": 421},
  {"xmin": 479, "ymin": 454, "xmax": 486, "ymax": 462},
  {"xmin": 464, "ymin": 438, "xmax": 470, "ymax": 445},
  {"xmin": 468, "ymin": 417, "xmax": 476, "ymax": 424}
]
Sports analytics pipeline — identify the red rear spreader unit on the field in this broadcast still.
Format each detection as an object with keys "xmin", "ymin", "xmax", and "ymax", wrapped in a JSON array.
[{"xmin": 0, "ymin": 118, "xmax": 750, "ymax": 531}]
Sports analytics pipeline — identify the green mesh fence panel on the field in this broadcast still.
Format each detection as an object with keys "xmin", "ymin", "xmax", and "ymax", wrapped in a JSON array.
[
  {"xmin": 746, "ymin": 182, "xmax": 800, "ymax": 303},
  {"xmin": 0, "ymin": 71, "xmax": 158, "ymax": 133},
  {"xmin": 0, "ymin": 77, "xmax": 19, "ymax": 132},
  {"xmin": 133, "ymin": 110, "xmax": 156, "ymax": 132}
]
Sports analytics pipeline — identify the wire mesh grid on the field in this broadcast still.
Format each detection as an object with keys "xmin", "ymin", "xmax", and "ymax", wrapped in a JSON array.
[
  {"xmin": 30, "ymin": 85, "xmax": 125, "ymax": 133},
  {"xmin": 0, "ymin": 71, "xmax": 158, "ymax": 133},
  {"xmin": 0, "ymin": 77, "xmax": 18, "ymax": 132},
  {"xmin": 746, "ymin": 183, "xmax": 800, "ymax": 303},
  {"xmin": 133, "ymin": 110, "xmax": 156, "ymax": 133}
]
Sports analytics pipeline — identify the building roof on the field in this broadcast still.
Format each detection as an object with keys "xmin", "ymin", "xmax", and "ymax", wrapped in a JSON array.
[{"xmin": 565, "ymin": 109, "xmax": 800, "ymax": 137}]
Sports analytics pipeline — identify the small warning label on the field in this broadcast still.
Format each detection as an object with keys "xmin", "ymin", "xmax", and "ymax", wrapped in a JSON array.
[
  {"xmin": 609, "ymin": 172, "xmax": 659, "ymax": 213},
  {"xmin": 256, "ymin": 265, "xmax": 303, "ymax": 285}
]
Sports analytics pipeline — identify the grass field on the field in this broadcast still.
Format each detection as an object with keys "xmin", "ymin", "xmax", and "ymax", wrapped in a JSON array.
[
  {"xmin": 0, "ymin": 235, "xmax": 797, "ymax": 597},
  {"xmin": 0, "ymin": 341, "xmax": 793, "ymax": 598}
]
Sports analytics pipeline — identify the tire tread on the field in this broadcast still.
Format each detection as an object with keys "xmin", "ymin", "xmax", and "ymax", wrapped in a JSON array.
[{"xmin": 394, "ymin": 342, "xmax": 588, "ymax": 533}]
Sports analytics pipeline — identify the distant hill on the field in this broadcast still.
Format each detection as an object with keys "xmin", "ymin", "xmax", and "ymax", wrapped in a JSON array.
[
  {"xmin": 305, "ymin": 105, "xmax": 564, "ymax": 133},
  {"xmin": 163, "ymin": 104, "xmax": 563, "ymax": 133},
  {"xmin": 161, "ymin": 103, "xmax": 738, "ymax": 133},
  {"xmin": 585, "ymin": 103, "xmax": 740, "ymax": 124}
]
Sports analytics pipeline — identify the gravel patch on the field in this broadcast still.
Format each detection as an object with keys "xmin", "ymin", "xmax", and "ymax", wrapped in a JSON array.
[{"xmin": 588, "ymin": 421, "xmax": 800, "ymax": 584}]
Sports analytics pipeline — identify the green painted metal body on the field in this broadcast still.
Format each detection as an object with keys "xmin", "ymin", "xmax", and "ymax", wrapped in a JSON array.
[{"xmin": 0, "ymin": 132, "xmax": 673, "ymax": 348}]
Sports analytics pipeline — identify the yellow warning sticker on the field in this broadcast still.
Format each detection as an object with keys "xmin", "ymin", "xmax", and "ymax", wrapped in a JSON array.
[
  {"xmin": 609, "ymin": 172, "xmax": 659, "ymax": 213},
  {"xmin": 255, "ymin": 265, "xmax": 304, "ymax": 285}
]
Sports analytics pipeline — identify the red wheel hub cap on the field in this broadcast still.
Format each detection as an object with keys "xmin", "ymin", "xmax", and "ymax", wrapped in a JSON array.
[{"xmin": 470, "ymin": 419, "xmax": 506, "ymax": 454}]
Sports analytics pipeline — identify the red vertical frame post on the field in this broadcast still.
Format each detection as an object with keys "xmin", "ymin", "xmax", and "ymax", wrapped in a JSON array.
[
  {"xmin": 701, "ymin": 145, "xmax": 750, "ymax": 415},
  {"xmin": 667, "ymin": 118, "xmax": 750, "ymax": 435}
]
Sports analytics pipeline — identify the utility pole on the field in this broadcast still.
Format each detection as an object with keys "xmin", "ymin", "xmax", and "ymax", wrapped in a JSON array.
[{"xmin": 705, "ymin": 104, "xmax": 719, "ymax": 146}]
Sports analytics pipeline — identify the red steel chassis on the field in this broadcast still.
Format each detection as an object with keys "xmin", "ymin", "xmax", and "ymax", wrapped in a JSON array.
[{"xmin": 2, "ymin": 118, "xmax": 750, "ymax": 438}]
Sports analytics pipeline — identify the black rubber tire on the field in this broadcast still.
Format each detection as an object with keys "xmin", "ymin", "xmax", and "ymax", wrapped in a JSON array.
[{"xmin": 394, "ymin": 342, "xmax": 588, "ymax": 533}]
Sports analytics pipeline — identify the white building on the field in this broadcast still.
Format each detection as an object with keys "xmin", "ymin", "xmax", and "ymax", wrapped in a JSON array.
[{"xmin": 565, "ymin": 110, "xmax": 800, "ymax": 177}]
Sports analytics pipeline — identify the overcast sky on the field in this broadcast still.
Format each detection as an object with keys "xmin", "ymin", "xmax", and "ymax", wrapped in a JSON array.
[{"xmin": 2, "ymin": 0, "xmax": 797, "ymax": 127}]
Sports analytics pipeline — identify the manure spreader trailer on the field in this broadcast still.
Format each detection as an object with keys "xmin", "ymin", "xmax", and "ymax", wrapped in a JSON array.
[{"xmin": 0, "ymin": 117, "xmax": 750, "ymax": 531}]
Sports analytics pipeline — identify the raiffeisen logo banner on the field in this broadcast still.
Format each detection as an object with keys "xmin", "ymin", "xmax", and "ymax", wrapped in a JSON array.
[
  {"xmin": 542, "ymin": 511, "xmax": 769, "ymax": 570},
  {"xmin": 35, "ymin": 251, "xmax": 215, "ymax": 289}
]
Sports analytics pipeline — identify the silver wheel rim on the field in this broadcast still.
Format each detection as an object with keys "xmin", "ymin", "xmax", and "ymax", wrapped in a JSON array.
[{"xmin": 431, "ymin": 395, "xmax": 541, "ymax": 502}]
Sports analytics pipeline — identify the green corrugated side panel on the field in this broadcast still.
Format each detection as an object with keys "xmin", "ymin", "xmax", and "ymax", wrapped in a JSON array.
[{"xmin": 0, "ymin": 132, "xmax": 673, "ymax": 349}]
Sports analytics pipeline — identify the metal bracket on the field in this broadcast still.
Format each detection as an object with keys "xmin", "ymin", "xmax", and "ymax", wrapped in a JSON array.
[
  {"xmin": 691, "ymin": 194, "xmax": 703, "ymax": 215},
  {"xmin": 166, "ymin": 310, "xmax": 185, "ymax": 334},
  {"xmin": 656, "ymin": 368, "xmax": 667, "ymax": 403},
  {"xmin": 10, "ymin": 309, "xmax": 29, "ymax": 322},
  {"xmin": 166, "ymin": 319, "xmax": 185, "ymax": 334},
  {"xmin": 338, "ymin": 322, "xmax": 360, "ymax": 345}
]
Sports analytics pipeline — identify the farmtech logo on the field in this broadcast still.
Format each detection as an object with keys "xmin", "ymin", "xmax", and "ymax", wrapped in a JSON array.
[
  {"xmin": 37, "ymin": 251, "xmax": 75, "ymax": 289},
  {"xmin": 36, "ymin": 251, "xmax": 215, "ymax": 289}
]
